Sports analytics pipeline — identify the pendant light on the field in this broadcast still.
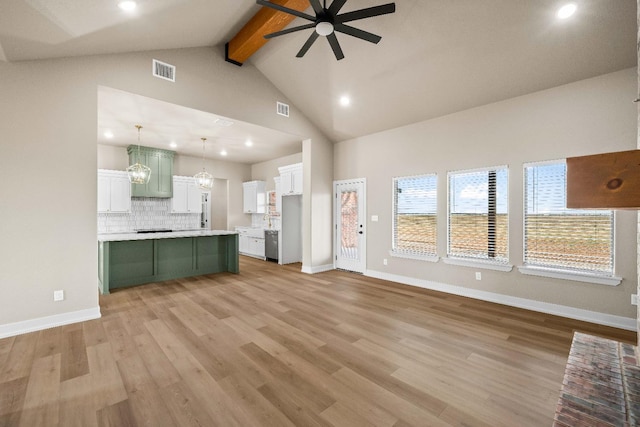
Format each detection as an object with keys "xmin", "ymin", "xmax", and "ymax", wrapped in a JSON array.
[
  {"xmin": 194, "ymin": 137, "xmax": 213, "ymax": 190},
  {"xmin": 127, "ymin": 124, "xmax": 151, "ymax": 185}
]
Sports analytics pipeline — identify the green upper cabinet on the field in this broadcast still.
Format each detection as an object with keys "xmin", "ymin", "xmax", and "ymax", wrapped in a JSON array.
[{"xmin": 127, "ymin": 145, "xmax": 175, "ymax": 198}]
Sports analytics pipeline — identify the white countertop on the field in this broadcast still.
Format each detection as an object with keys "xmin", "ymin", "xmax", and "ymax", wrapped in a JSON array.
[{"xmin": 98, "ymin": 230, "xmax": 238, "ymax": 242}]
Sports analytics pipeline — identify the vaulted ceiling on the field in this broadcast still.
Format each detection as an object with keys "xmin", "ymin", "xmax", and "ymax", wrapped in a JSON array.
[{"xmin": 1, "ymin": 0, "xmax": 636, "ymax": 149}]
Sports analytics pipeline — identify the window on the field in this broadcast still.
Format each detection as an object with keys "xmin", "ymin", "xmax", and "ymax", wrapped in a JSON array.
[
  {"xmin": 393, "ymin": 174, "xmax": 437, "ymax": 258},
  {"xmin": 267, "ymin": 190, "xmax": 279, "ymax": 217},
  {"xmin": 447, "ymin": 167, "xmax": 508, "ymax": 264},
  {"xmin": 524, "ymin": 161, "xmax": 614, "ymax": 276}
]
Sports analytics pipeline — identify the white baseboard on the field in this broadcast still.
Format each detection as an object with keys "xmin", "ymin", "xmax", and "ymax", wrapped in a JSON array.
[
  {"xmin": 301, "ymin": 264, "xmax": 335, "ymax": 274},
  {"xmin": 366, "ymin": 269, "xmax": 637, "ymax": 332},
  {"xmin": 0, "ymin": 307, "xmax": 102, "ymax": 339}
]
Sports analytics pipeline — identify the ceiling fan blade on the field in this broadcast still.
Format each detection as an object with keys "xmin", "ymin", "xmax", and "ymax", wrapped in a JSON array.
[
  {"xmin": 256, "ymin": 0, "xmax": 316, "ymax": 21},
  {"xmin": 328, "ymin": 0, "xmax": 348, "ymax": 15},
  {"xmin": 337, "ymin": 3, "xmax": 396, "ymax": 23},
  {"xmin": 265, "ymin": 23, "xmax": 316, "ymax": 39},
  {"xmin": 334, "ymin": 23, "xmax": 381, "ymax": 44},
  {"xmin": 308, "ymin": 0, "xmax": 324, "ymax": 15},
  {"xmin": 326, "ymin": 33, "xmax": 345, "ymax": 60},
  {"xmin": 297, "ymin": 32, "xmax": 320, "ymax": 57}
]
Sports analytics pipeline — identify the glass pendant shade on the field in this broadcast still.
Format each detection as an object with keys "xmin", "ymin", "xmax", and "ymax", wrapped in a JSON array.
[
  {"xmin": 194, "ymin": 137, "xmax": 213, "ymax": 190},
  {"xmin": 194, "ymin": 171, "xmax": 213, "ymax": 190},
  {"xmin": 127, "ymin": 162, "xmax": 151, "ymax": 184},
  {"xmin": 128, "ymin": 124, "xmax": 151, "ymax": 185}
]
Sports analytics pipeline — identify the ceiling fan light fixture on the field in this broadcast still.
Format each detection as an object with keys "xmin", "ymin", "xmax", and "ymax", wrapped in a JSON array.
[
  {"xmin": 315, "ymin": 21, "xmax": 334, "ymax": 36},
  {"xmin": 258, "ymin": 0, "xmax": 396, "ymax": 60}
]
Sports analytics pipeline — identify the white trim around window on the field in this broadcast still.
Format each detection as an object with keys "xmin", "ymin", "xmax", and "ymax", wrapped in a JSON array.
[
  {"xmin": 443, "ymin": 257, "xmax": 514, "ymax": 272},
  {"xmin": 390, "ymin": 250, "xmax": 439, "ymax": 263},
  {"xmin": 518, "ymin": 265, "xmax": 622, "ymax": 286}
]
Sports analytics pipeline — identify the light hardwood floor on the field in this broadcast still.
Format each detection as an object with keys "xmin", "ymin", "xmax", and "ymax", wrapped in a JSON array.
[{"xmin": 0, "ymin": 256, "xmax": 635, "ymax": 426}]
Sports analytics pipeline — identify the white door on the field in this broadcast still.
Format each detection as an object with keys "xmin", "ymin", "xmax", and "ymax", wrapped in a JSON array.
[{"xmin": 334, "ymin": 179, "xmax": 366, "ymax": 273}]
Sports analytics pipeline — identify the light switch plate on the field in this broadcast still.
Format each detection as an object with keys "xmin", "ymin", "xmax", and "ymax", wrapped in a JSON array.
[{"xmin": 54, "ymin": 290, "xmax": 64, "ymax": 302}]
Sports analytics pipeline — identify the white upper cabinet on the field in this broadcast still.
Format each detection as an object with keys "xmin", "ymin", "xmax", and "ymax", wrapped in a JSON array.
[
  {"xmin": 243, "ymin": 181, "xmax": 266, "ymax": 214},
  {"xmin": 171, "ymin": 176, "xmax": 203, "ymax": 214},
  {"xmin": 98, "ymin": 170, "xmax": 131, "ymax": 213},
  {"xmin": 278, "ymin": 163, "xmax": 303, "ymax": 196}
]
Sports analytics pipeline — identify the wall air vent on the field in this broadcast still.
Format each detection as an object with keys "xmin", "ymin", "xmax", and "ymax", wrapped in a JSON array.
[
  {"xmin": 277, "ymin": 102, "xmax": 290, "ymax": 117},
  {"xmin": 152, "ymin": 59, "xmax": 176, "ymax": 82}
]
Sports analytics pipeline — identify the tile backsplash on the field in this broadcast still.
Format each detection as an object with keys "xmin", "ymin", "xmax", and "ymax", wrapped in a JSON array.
[
  {"xmin": 98, "ymin": 198, "xmax": 200, "ymax": 233},
  {"xmin": 252, "ymin": 213, "xmax": 281, "ymax": 230}
]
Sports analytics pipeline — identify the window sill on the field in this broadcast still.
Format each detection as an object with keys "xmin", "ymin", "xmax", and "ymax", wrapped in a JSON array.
[
  {"xmin": 443, "ymin": 257, "xmax": 513, "ymax": 272},
  {"xmin": 518, "ymin": 266, "xmax": 622, "ymax": 286},
  {"xmin": 390, "ymin": 250, "xmax": 439, "ymax": 263}
]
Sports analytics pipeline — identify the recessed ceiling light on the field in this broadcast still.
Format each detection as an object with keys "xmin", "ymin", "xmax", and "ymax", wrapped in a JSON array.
[
  {"xmin": 245, "ymin": 140, "xmax": 253, "ymax": 147},
  {"xmin": 169, "ymin": 142, "xmax": 177, "ymax": 149},
  {"xmin": 118, "ymin": 1, "xmax": 137, "ymax": 11},
  {"xmin": 104, "ymin": 131, "xmax": 114, "ymax": 139},
  {"xmin": 339, "ymin": 95, "xmax": 351, "ymax": 107},
  {"xmin": 557, "ymin": 3, "xmax": 577, "ymax": 19},
  {"xmin": 220, "ymin": 150, "xmax": 228, "ymax": 156}
]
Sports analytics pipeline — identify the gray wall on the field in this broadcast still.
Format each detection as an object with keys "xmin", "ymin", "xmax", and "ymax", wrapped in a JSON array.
[
  {"xmin": 0, "ymin": 46, "xmax": 332, "ymax": 329},
  {"xmin": 334, "ymin": 68, "xmax": 638, "ymax": 321}
]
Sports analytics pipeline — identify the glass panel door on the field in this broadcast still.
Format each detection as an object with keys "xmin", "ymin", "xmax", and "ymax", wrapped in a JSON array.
[{"xmin": 335, "ymin": 179, "xmax": 366, "ymax": 273}]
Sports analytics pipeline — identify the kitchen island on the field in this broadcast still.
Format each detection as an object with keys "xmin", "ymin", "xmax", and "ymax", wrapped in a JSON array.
[{"xmin": 98, "ymin": 230, "xmax": 238, "ymax": 294}]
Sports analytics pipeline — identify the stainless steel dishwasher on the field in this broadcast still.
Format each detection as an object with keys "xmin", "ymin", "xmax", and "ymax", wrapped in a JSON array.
[{"xmin": 264, "ymin": 230, "xmax": 278, "ymax": 262}]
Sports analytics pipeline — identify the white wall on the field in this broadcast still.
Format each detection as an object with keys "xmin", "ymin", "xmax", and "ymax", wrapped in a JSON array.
[
  {"xmin": 251, "ymin": 152, "xmax": 302, "ymax": 191},
  {"xmin": 334, "ymin": 68, "xmax": 638, "ymax": 322},
  {"xmin": 0, "ymin": 46, "xmax": 331, "ymax": 334},
  {"xmin": 304, "ymin": 138, "xmax": 334, "ymax": 271}
]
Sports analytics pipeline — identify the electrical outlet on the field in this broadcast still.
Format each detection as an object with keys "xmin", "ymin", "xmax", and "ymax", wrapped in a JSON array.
[
  {"xmin": 53, "ymin": 290, "xmax": 64, "ymax": 302},
  {"xmin": 371, "ymin": 215, "xmax": 379, "ymax": 222},
  {"xmin": 632, "ymin": 294, "xmax": 638, "ymax": 306},
  {"xmin": 475, "ymin": 272, "xmax": 481, "ymax": 281},
  {"xmin": 383, "ymin": 258, "xmax": 388, "ymax": 266}
]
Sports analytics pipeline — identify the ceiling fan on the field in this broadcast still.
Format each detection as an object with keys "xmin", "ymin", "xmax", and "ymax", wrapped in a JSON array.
[{"xmin": 257, "ymin": 0, "xmax": 396, "ymax": 60}]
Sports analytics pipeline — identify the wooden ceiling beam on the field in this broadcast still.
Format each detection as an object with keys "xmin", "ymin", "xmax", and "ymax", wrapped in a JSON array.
[{"xmin": 226, "ymin": 0, "xmax": 311, "ymax": 66}]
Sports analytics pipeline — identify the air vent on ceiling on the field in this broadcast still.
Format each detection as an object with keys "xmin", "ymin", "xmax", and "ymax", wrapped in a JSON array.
[
  {"xmin": 277, "ymin": 102, "xmax": 290, "ymax": 117},
  {"xmin": 152, "ymin": 59, "xmax": 176, "ymax": 82},
  {"xmin": 214, "ymin": 118, "xmax": 234, "ymax": 127}
]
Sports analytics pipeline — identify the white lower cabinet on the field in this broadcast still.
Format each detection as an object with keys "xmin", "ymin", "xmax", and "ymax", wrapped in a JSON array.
[
  {"xmin": 235, "ymin": 227, "xmax": 265, "ymax": 259},
  {"xmin": 248, "ymin": 237, "xmax": 265, "ymax": 257}
]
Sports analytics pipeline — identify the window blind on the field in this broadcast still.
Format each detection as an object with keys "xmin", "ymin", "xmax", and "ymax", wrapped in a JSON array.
[
  {"xmin": 393, "ymin": 174, "xmax": 437, "ymax": 257},
  {"xmin": 524, "ymin": 161, "xmax": 614, "ymax": 275},
  {"xmin": 448, "ymin": 167, "xmax": 508, "ymax": 263}
]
